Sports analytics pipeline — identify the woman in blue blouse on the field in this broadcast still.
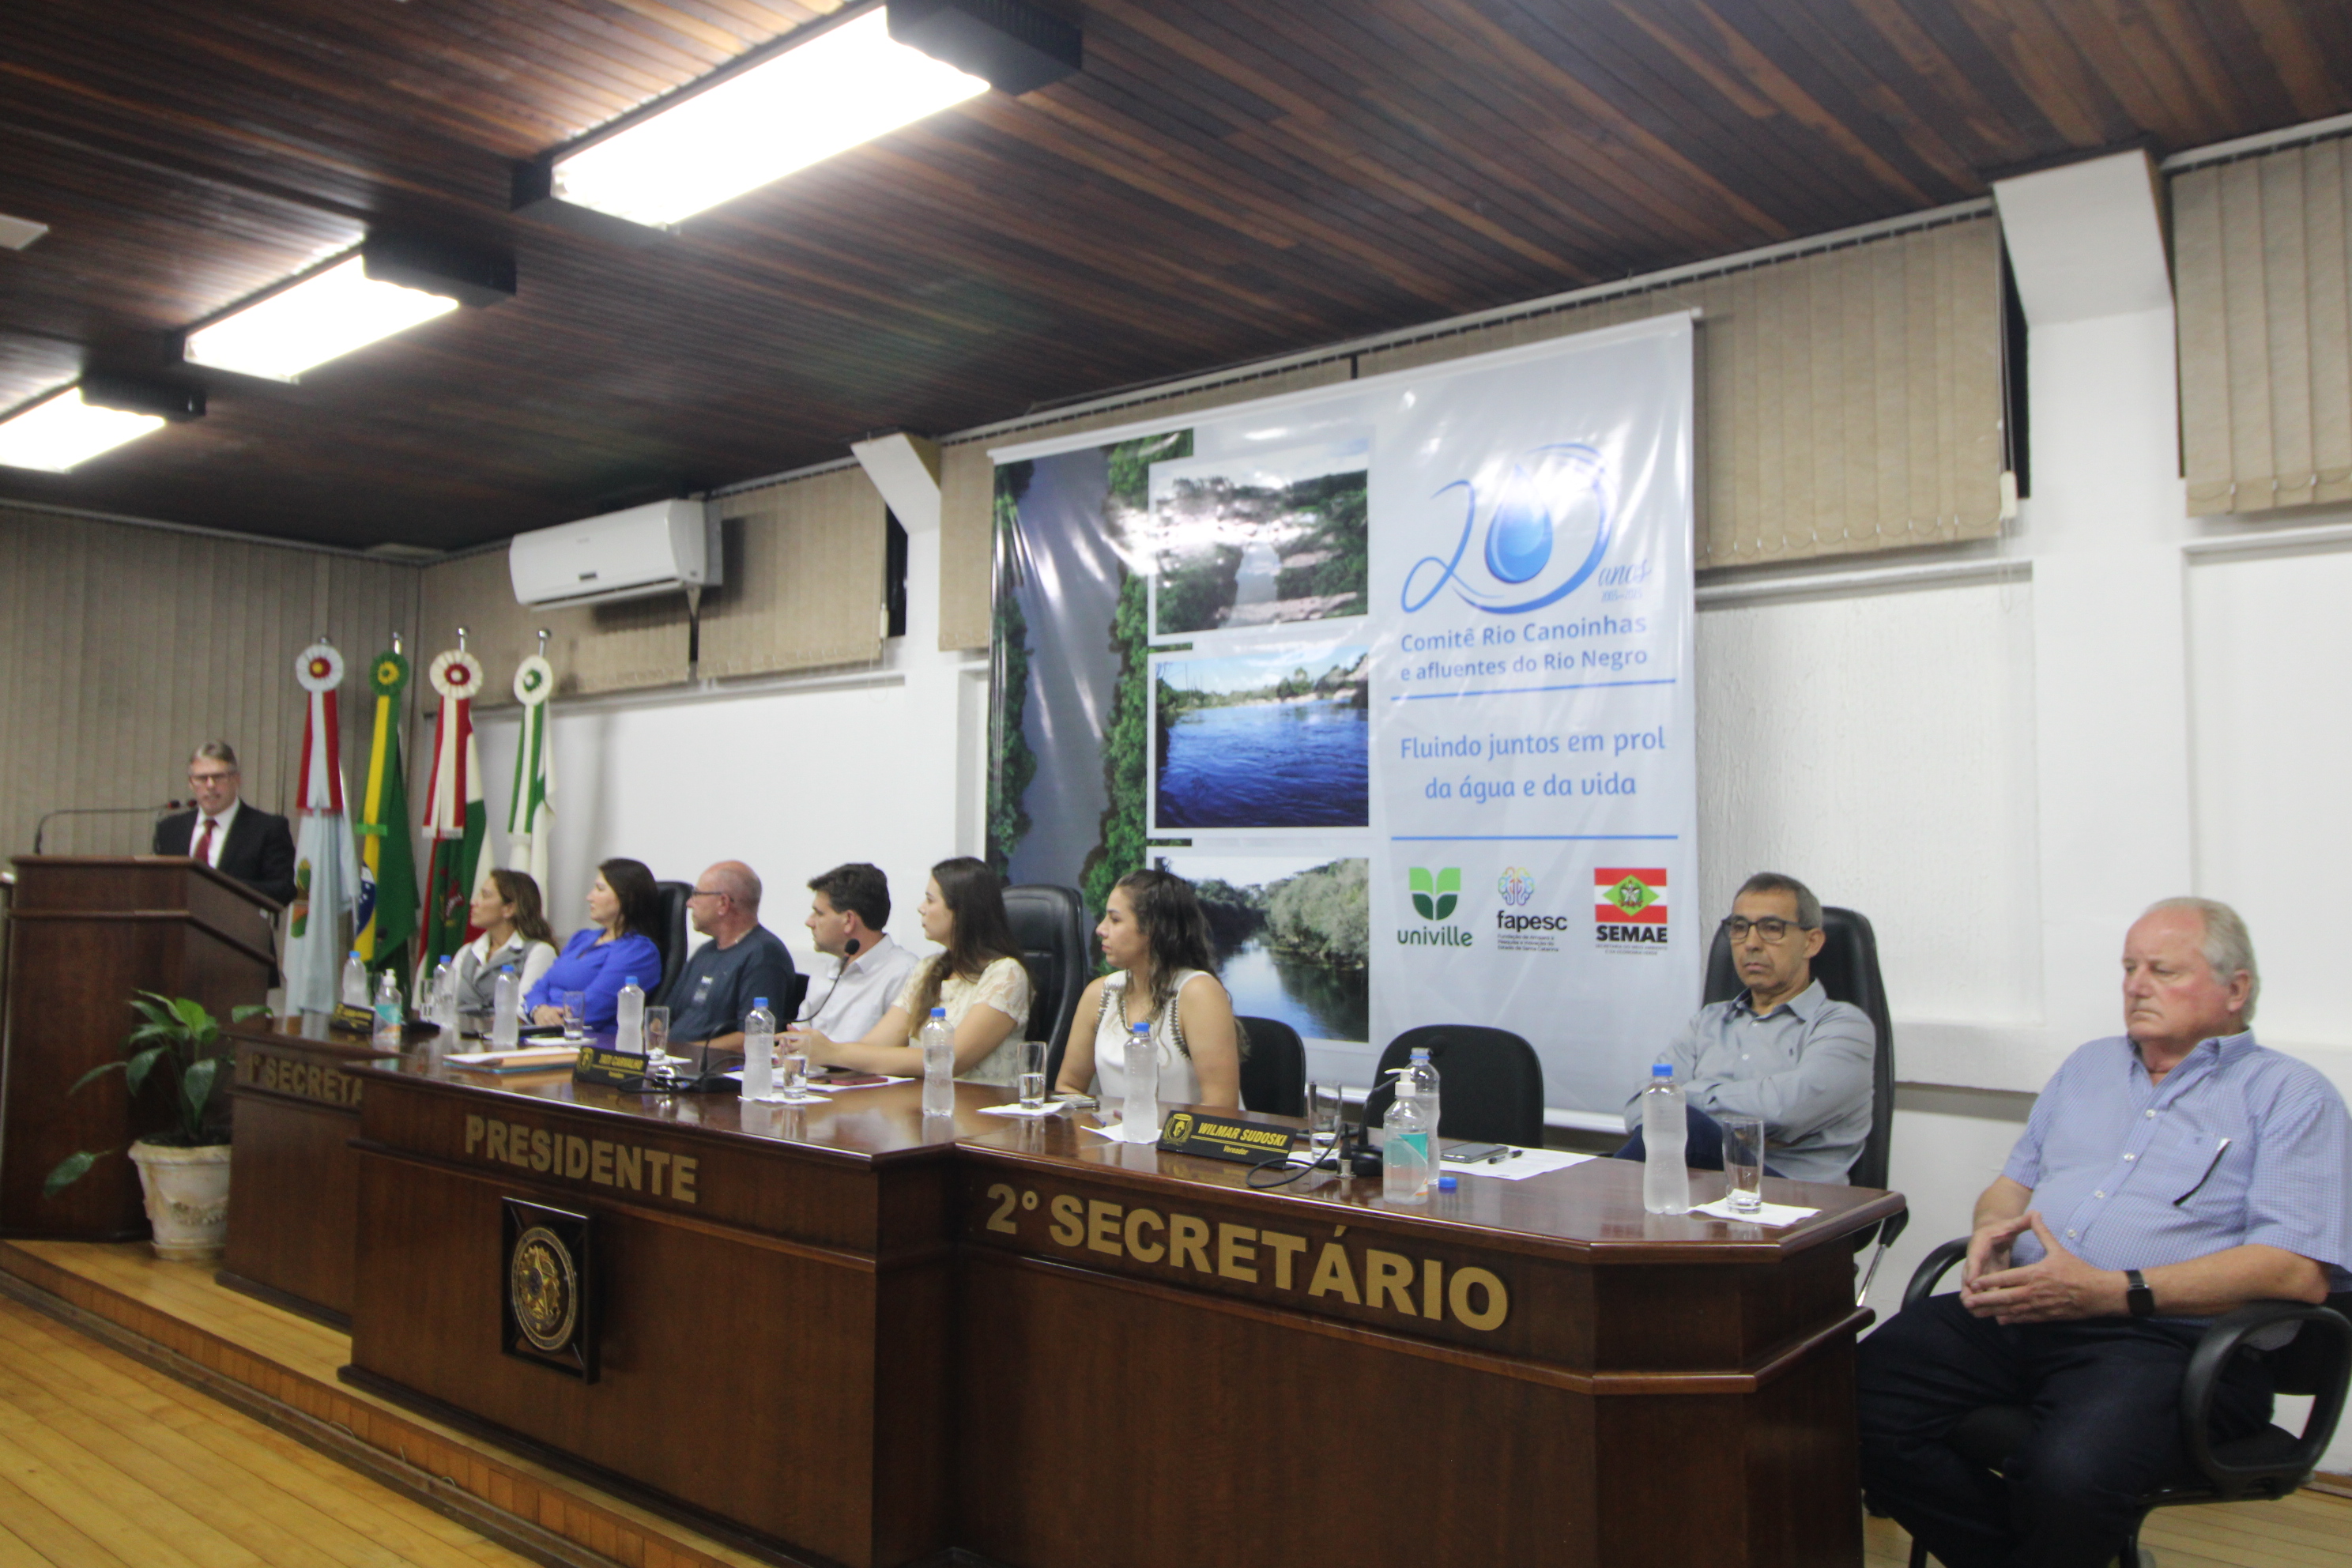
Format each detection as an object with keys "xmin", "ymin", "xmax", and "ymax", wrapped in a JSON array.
[{"xmin": 526, "ymin": 858, "xmax": 662, "ymax": 1028}]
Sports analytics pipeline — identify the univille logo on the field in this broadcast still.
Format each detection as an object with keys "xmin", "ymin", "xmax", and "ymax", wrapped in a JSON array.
[
  {"xmin": 1594, "ymin": 867, "xmax": 1669, "ymax": 950},
  {"xmin": 1410, "ymin": 867, "xmax": 1461, "ymax": 920},
  {"xmin": 1400, "ymin": 867, "xmax": 1472, "ymax": 948}
]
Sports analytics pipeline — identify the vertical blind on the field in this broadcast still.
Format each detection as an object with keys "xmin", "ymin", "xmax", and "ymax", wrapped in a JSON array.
[
  {"xmin": 2175, "ymin": 134, "xmax": 2352, "ymax": 516},
  {"xmin": 935, "ymin": 215, "xmax": 2007, "ymax": 648},
  {"xmin": 0, "ymin": 505, "xmax": 416, "ymax": 859}
]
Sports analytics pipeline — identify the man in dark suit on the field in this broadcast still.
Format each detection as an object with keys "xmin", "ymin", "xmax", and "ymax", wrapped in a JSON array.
[{"xmin": 153, "ymin": 741, "xmax": 297, "ymax": 906}]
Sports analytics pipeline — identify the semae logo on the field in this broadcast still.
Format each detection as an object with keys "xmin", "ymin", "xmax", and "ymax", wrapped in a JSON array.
[{"xmin": 1409, "ymin": 867, "xmax": 1461, "ymax": 921}]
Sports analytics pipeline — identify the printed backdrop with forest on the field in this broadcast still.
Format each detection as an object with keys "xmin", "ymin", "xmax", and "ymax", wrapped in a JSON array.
[{"xmin": 989, "ymin": 429, "xmax": 1372, "ymax": 1042}]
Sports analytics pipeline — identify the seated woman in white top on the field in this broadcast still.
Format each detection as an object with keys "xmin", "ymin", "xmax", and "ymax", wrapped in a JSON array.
[
  {"xmin": 1054, "ymin": 869, "xmax": 1242, "ymax": 1111},
  {"xmin": 790, "ymin": 857, "xmax": 1032, "ymax": 1085},
  {"xmin": 453, "ymin": 869, "xmax": 559, "ymax": 1014}
]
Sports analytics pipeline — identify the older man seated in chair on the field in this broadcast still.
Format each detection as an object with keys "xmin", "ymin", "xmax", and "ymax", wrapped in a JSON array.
[
  {"xmin": 1856, "ymin": 897, "xmax": 2351, "ymax": 1568},
  {"xmin": 1614, "ymin": 871, "xmax": 1875, "ymax": 1183}
]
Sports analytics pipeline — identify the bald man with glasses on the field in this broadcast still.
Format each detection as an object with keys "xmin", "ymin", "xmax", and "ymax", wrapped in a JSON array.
[
  {"xmin": 1615, "ymin": 871, "xmax": 1875, "ymax": 1183},
  {"xmin": 664, "ymin": 861, "xmax": 797, "ymax": 1052}
]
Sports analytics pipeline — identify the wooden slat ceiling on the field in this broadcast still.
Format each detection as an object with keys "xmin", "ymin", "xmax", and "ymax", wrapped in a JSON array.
[{"xmin": 2, "ymin": 0, "xmax": 2346, "ymax": 551}]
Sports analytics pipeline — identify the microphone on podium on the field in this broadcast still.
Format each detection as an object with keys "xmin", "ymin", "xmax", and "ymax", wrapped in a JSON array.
[{"xmin": 32, "ymin": 800, "xmax": 192, "ymax": 854}]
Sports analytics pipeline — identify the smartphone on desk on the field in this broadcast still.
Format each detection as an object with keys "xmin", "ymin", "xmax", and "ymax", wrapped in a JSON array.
[{"xmin": 1442, "ymin": 1140, "xmax": 1514, "ymax": 1164}]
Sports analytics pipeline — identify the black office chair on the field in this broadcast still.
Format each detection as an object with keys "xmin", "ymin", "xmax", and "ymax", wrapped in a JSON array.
[
  {"xmin": 1004, "ymin": 884, "xmax": 1090, "ymax": 1084},
  {"xmin": 647, "ymin": 880, "xmax": 693, "ymax": 1006},
  {"xmin": 1366, "ymin": 1024, "xmax": 1544, "ymax": 1147},
  {"xmin": 1896, "ymin": 1240, "xmax": 2352, "ymax": 1568},
  {"xmin": 1704, "ymin": 903, "xmax": 1906, "ymax": 1274},
  {"xmin": 1234, "ymin": 1016, "xmax": 1306, "ymax": 1117},
  {"xmin": 781, "ymin": 971, "xmax": 810, "ymax": 1023}
]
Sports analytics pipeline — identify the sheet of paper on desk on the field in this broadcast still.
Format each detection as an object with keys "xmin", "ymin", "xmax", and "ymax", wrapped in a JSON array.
[
  {"xmin": 976, "ymin": 1099, "xmax": 1083, "ymax": 1118},
  {"xmin": 1438, "ymin": 1147, "xmax": 1596, "ymax": 1182},
  {"xmin": 718, "ymin": 1070, "xmax": 910, "ymax": 1091},
  {"xmin": 1690, "ymin": 1197, "xmax": 1821, "ymax": 1227},
  {"xmin": 447, "ymin": 1046, "xmax": 578, "ymax": 1071}
]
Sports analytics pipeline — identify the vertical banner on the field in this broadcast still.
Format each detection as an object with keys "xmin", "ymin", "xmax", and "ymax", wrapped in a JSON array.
[
  {"xmin": 507, "ymin": 654, "xmax": 556, "ymax": 889},
  {"xmin": 420, "ymin": 645, "xmax": 488, "ymax": 978},
  {"xmin": 989, "ymin": 313, "xmax": 1696, "ymax": 1114},
  {"xmin": 1367, "ymin": 317, "xmax": 1697, "ymax": 1115},
  {"xmin": 356, "ymin": 645, "xmax": 418, "ymax": 980}
]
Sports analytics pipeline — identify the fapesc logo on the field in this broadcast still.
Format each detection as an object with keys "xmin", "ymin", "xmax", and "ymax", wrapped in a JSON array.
[
  {"xmin": 1402, "ymin": 443, "xmax": 1614, "ymax": 616},
  {"xmin": 1498, "ymin": 866, "xmax": 1535, "ymax": 906}
]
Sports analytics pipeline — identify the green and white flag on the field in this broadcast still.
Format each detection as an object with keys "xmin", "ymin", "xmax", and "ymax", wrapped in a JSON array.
[{"xmin": 507, "ymin": 654, "xmax": 555, "ymax": 890}]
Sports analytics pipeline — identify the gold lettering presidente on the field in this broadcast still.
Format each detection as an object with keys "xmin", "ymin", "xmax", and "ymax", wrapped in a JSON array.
[
  {"xmin": 463, "ymin": 1114, "xmax": 696, "ymax": 1204},
  {"xmin": 1021, "ymin": 1185, "xmax": 1505, "ymax": 1329}
]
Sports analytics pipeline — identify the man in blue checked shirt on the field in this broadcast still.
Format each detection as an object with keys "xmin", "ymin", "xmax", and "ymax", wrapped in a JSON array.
[{"xmin": 1857, "ymin": 897, "xmax": 2351, "ymax": 1568}]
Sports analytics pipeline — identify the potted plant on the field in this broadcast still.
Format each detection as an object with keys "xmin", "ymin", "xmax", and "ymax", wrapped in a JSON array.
[{"xmin": 44, "ymin": 991, "xmax": 268, "ymax": 1260}]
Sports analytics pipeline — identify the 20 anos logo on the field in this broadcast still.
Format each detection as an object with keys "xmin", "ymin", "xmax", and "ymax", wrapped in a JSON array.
[{"xmin": 1402, "ymin": 443, "xmax": 1614, "ymax": 616}]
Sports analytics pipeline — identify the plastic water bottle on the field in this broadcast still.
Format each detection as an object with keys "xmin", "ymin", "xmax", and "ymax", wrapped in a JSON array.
[
  {"xmin": 1384, "ymin": 1061, "xmax": 1434, "ymax": 1204},
  {"xmin": 1409, "ymin": 1047, "xmax": 1442, "ymax": 1163},
  {"xmin": 919, "ymin": 1007, "xmax": 955, "ymax": 1118},
  {"xmin": 1642, "ymin": 1062, "xmax": 1690, "ymax": 1215},
  {"xmin": 491, "ymin": 966, "xmax": 520, "ymax": 1048},
  {"xmin": 615, "ymin": 976, "xmax": 645, "ymax": 1054},
  {"xmin": 341, "ymin": 950, "xmax": 368, "ymax": 1011},
  {"xmin": 1121, "ymin": 1020, "xmax": 1159, "ymax": 1143},
  {"xmin": 741, "ymin": 998, "xmax": 775, "ymax": 1100},
  {"xmin": 429, "ymin": 955, "xmax": 457, "ymax": 1031},
  {"xmin": 371, "ymin": 969, "xmax": 405, "ymax": 1048}
]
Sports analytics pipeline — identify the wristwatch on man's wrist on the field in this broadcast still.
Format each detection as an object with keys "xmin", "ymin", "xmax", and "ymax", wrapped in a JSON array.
[{"xmin": 2124, "ymin": 1268, "xmax": 2156, "ymax": 1317}]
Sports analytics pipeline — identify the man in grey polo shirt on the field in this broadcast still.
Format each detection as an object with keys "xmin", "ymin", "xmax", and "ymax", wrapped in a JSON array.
[{"xmin": 1615, "ymin": 871, "xmax": 1875, "ymax": 1183}]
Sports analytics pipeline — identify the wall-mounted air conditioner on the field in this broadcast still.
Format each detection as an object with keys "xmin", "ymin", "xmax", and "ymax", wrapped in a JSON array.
[{"xmin": 507, "ymin": 499, "xmax": 720, "ymax": 609}]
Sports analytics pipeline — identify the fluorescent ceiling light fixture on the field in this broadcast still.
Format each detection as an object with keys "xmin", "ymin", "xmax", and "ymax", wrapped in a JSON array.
[
  {"xmin": 548, "ymin": 8, "xmax": 988, "ymax": 228},
  {"xmin": 183, "ymin": 254, "xmax": 460, "ymax": 382},
  {"xmin": 0, "ymin": 386, "xmax": 166, "ymax": 473},
  {"xmin": 0, "ymin": 213, "xmax": 47, "ymax": 251}
]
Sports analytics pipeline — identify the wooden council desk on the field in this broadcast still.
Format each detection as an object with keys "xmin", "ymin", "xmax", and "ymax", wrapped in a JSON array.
[{"xmin": 340, "ymin": 1057, "xmax": 1902, "ymax": 1568}]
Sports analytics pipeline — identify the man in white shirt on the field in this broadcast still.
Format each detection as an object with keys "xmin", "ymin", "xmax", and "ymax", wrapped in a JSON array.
[
  {"xmin": 153, "ymin": 741, "xmax": 296, "ymax": 904},
  {"xmin": 798, "ymin": 863, "xmax": 918, "ymax": 1042}
]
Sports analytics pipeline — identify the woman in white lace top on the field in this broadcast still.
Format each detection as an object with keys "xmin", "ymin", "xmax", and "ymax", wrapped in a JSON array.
[
  {"xmin": 790, "ymin": 857, "xmax": 1032, "ymax": 1085},
  {"xmin": 1054, "ymin": 869, "xmax": 1243, "ymax": 1110}
]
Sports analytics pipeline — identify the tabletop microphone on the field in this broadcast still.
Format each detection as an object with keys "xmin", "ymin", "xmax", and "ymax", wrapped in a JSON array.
[
  {"xmin": 32, "ymin": 801, "xmax": 192, "ymax": 854},
  {"xmin": 793, "ymin": 937, "xmax": 859, "ymax": 1027}
]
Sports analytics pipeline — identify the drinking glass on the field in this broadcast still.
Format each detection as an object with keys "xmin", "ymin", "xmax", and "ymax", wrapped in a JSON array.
[
  {"xmin": 1307, "ymin": 1082, "xmax": 1345, "ymax": 1176},
  {"xmin": 775, "ymin": 1038, "xmax": 819, "ymax": 1103},
  {"xmin": 643, "ymin": 1006, "xmax": 673, "ymax": 1083},
  {"xmin": 1720, "ymin": 1114, "xmax": 1766, "ymax": 1214},
  {"xmin": 1017, "ymin": 1041, "xmax": 1049, "ymax": 1108},
  {"xmin": 561, "ymin": 991, "xmax": 587, "ymax": 1044}
]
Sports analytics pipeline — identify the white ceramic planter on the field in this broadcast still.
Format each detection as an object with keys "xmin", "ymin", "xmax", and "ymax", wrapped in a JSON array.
[{"xmin": 127, "ymin": 1140, "xmax": 232, "ymax": 1261}]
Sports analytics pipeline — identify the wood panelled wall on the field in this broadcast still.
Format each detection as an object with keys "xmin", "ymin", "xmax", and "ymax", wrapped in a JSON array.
[
  {"xmin": 936, "ymin": 215, "xmax": 2007, "ymax": 649},
  {"xmin": 0, "ymin": 504, "xmax": 417, "ymax": 860},
  {"xmin": 2176, "ymin": 134, "xmax": 2352, "ymax": 516}
]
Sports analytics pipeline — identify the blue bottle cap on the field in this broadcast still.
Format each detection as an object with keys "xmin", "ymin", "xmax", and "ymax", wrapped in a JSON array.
[
  {"xmin": 1411, "ymin": 1046, "xmax": 1431, "ymax": 1061},
  {"xmin": 1132, "ymin": 1021, "xmax": 1151, "ymax": 1033},
  {"xmin": 1436, "ymin": 1174, "xmax": 1458, "ymax": 1191},
  {"xmin": 932, "ymin": 1006, "xmax": 948, "ymax": 1017},
  {"xmin": 624, "ymin": 976, "xmax": 639, "ymax": 986},
  {"xmin": 753, "ymin": 997, "xmax": 768, "ymax": 1008},
  {"xmin": 1653, "ymin": 1062, "xmax": 1675, "ymax": 1077}
]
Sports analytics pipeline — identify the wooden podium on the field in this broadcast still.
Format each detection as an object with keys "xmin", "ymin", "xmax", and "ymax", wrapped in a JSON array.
[{"xmin": 1, "ymin": 857, "xmax": 279, "ymax": 1239}]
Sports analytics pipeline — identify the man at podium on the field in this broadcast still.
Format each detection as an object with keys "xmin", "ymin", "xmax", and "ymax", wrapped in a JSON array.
[{"xmin": 153, "ymin": 741, "xmax": 296, "ymax": 905}]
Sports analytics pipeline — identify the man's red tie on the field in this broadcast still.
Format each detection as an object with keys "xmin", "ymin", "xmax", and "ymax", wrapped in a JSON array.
[{"xmin": 194, "ymin": 818, "xmax": 215, "ymax": 865}]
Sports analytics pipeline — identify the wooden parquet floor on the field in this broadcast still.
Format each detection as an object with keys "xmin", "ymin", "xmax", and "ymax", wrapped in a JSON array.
[
  {"xmin": 1862, "ymin": 1487, "xmax": 2352, "ymax": 1568},
  {"xmin": 0, "ymin": 1288, "xmax": 530, "ymax": 1567}
]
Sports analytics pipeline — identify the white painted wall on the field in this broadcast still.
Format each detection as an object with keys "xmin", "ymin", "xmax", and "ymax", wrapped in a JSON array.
[{"xmin": 468, "ymin": 518, "xmax": 987, "ymax": 978}]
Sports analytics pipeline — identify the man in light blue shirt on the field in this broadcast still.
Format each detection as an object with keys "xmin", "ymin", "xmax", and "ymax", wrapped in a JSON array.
[
  {"xmin": 1615, "ymin": 872, "xmax": 1876, "ymax": 1182},
  {"xmin": 1858, "ymin": 897, "xmax": 2350, "ymax": 1568}
]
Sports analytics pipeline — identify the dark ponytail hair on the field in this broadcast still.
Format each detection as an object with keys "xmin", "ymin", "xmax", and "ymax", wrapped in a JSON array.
[
  {"xmin": 1113, "ymin": 869, "xmax": 1246, "ymax": 1061},
  {"xmin": 909, "ymin": 857, "xmax": 1026, "ymax": 1020}
]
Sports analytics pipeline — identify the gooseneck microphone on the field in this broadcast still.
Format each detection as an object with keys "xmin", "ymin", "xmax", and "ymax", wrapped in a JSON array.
[
  {"xmin": 794, "ymin": 936, "xmax": 860, "ymax": 1027},
  {"xmin": 33, "ymin": 800, "xmax": 191, "ymax": 855}
]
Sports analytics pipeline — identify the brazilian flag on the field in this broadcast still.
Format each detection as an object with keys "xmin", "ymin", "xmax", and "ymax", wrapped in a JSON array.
[{"xmin": 355, "ymin": 647, "xmax": 418, "ymax": 986}]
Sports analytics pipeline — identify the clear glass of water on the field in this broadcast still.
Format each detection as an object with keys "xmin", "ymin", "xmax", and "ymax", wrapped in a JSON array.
[
  {"xmin": 776, "ymin": 1038, "xmax": 816, "ymax": 1102},
  {"xmin": 1017, "ymin": 1040, "xmax": 1048, "ymax": 1108},
  {"xmin": 561, "ymin": 990, "xmax": 587, "ymax": 1044},
  {"xmin": 643, "ymin": 1007, "xmax": 672, "ymax": 1083},
  {"xmin": 1721, "ymin": 1114, "xmax": 1766, "ymax": 1213},
  {"xmin": 1308, "ymin": 1082, "xmax": 1344, "ymax": 1175}
]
